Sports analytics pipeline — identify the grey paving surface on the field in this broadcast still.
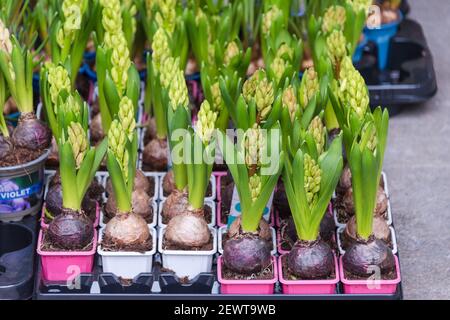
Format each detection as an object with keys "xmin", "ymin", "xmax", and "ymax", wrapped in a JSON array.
[{"xmin": 384, "ymin": 0, "xmax": 450, "ymax": 300}]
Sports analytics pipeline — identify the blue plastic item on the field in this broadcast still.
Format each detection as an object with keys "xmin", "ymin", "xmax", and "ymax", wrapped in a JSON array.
[
  {"xmin": 353, "ymin": 36, "xmax": 368, "ymax": 63},
  {"xmin": 364, "ymin": 11, "xmax": 403, "ymax": 70}
]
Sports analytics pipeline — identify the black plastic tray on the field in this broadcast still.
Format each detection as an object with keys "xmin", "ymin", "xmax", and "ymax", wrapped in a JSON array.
[{"xmin": 357, "ymin": 18, "xmax": 437, "ymax": 110}]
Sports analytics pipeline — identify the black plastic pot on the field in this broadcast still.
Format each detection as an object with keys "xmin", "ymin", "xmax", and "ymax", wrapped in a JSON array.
[{"xmin": 0, "ymin": 216, "xmax": 37, "ymax": 300}]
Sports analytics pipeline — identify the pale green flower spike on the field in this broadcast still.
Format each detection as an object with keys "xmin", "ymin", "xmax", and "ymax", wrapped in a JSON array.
[
  {"xmin": 361, "ymin": 122, "xmax": 378, "ymax": 153},
  {"xmin": 57, "ymin": 1, "xmax": 83, "ymax": 50},
  {"xmin": 152, "ymin": 27, "xmax": 171, "ymax": 73},
  {"xmin": 160, "ymin": 56, "xmax": 180, "ymax": 90},
  {"xmin": 338, "ymin": 57, "xmax": 369, "ymax": 119},
  {"xmin": 0, "ymin": 20, "xmax": 13, "ymax": 54},
  {"xmin": 67, "ymin": 122, "xmax": 88, "ymax": 169},
  {"xmin": 255, "ymin": 76, "xmax": 274, "ymax": 121},
  {"xmin": 282, "ymin": 85, "xmax": 298, "ymax": 122},
  {"xmin": 322, "ymin": 5, "xmax": 347, "ymax": 33},
  {"xmin": 304, "ymin": 153, "xmax": 322, "ymax": 206},
  {"xmin": 118, "ymin": 97, "xmax": 136, "ymax": 141},
  {"xmin": 326, "ymin": 29, "xmax": 347, "ymax": 69},
  {"xmin": 47, "ymin": 64, "xmax": 71, "ymax": 107},
  {"xmin": 242, "ymin": 72, "xmax": 259, "ymax": 103},
  {"xmin": 108, "ymin": 119, "xmax": 130, "ymax": 183},
  {"xmin": 210, "ymin": 82, "xmax": 223, "ymax": 113},
  {"xmin": 155, "ymin": 0, "xmax": 176, "ymax": 33},
  {"xmin": 277, "ymin": 43, "xmax": 294, "ymax": 60},
  {"xmin": 196, "ymin": 100, "xmax": 217, "ymax": 144},
  {"xmin": 249, "ymin": 174, "xmax": 262, "ymax": 203},
  {"xmin": 110, "ymin": 37, "xmax": 131, "ymax": 94},
  {"xmin": 224, "ymin": 41, "xmax": 239, "ymax": 66},
  {"xmin": 299, "ymin": 67, "xmax": 319, "ymax": 109},
  {"xmin": 244, "ymin": 124, "xmax": 264, "ymax": 169},
  {"xmin": 169, "ymin": 69, "xmax": 189, "ymax": 110},
  {"xmin": 262, "ymin": 5, "xmax": 282, "ymax": 34},
  {"xmin": 61, "ymin": 95, "xmax": 81, "ymax": 118},
  {"xmin": 101, "ymin": 0, "xmax": 124, "ymax": 49},
  {"xmin": 270, "ymin": 56, "xmax": 287, "ymax": 84},
  {"xmin": 347, "ymin": 0, "xmax": 372, "ymax": 13},
  {"xmin": 308, "ymin": 116, "xmax": 325, "ymax": 155}
]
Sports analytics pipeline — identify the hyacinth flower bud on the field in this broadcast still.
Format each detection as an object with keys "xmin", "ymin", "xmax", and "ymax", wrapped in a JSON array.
[
  {"xmin": 244, "ymin": 124, "xmax": 265, "ymax": 170},
  {"xmin": 196, "ymin": 100, "xmax": 217, "ymax": 144},
  {"xmin": 347, "ymin": 0, "xmax": 372, "ymax": 13},
  {"xmin": 152, "ymin": 27, "xmax": 171, "ymax": 73},
  {"xmin": 61, "ymin": 95, "xmax": 82, "ymax": 119},
  {"xmin": 304, "ymin": 154, "xmax": 322, "ymax": 207},
  {"xmin": 169, "ymin": 69, "xmax": 189, "ymax": 110},
  {"xmin": 160, "ymin": 56, "xmax": 180, "ymax": 90},
  {"xmin": 299, "ymin": 67, "xmax": 319, "ymax": 109},
  {"xmin": 47, "ymin": 64, "xmax": 71, "ymax": 107},
  {"xmin": 67, "ymin": 122, "xmax": 88, "ymax": 169},
  {"xmin": 249, "ymin": 174, "xmax": 262, "ymax": 203},
  {"xmin": 155, "ymin": 0, "xmax": 176, "ymax": 32},
  {"xmin": 110, "ymin": 36, "xmax": 131, "ymax": 94},
  {"xmin": 118, "ymin": 96, "xmax": 136, "ymax": 141},
  {"xmin": 262, "ymin": 5, "xmax": 282, "ymax": 34},
  {"xmin": 255, "ymin": 76, "xmax": 274, "ymax": 122},
  {"xmin": 322, "ymin": 5, "xmax": 347, "ymax": 33},
  {"xmin": 308, "ymin": 116, "xmax": 326, "ymax": 155},
  {"xmin": 282, "ymin": 85, "xmax": 298, "ymax": 123},
  {"xmin": 0, "ymin": 20, "xmax": 13, "ymax": 54},
  {"xmin": 242, "ymin": 72, "xmax": 259, "ymax": 103},
  {"xmin": 338, "ymin": 57, "xmax": 369, "ymax": 119},
  {"xmin": 326, "ymin": 29, "xmax": 347, "ymax": 70},
  {"xmin": 224, "ymin": 41, "xmax": 239, "ymax": 66},
  {"xmin": 108, "ymin": 119, "xmax": 130, "ymax": 183},
  {"xmin": 210, "ymin": 82, "xmax": 223, "ymax": 113},
  {"xmin": 270, "ymin": 56, "xmax": 287, "ymax": 84}
]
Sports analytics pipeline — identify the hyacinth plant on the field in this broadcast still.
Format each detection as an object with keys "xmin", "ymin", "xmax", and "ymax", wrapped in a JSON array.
[
  {"xmin": 45, "ymin": 100, "xmax": 107, "ymax": 250},
  {"xmin": 281, "ymin": 127, "xmax": 343, "ymax": 279},
  {"xmin": 102, "ymin": 97, "xmax": 152, "ymax": 252},
  {"xmin": 95, "ymin": 0, "xmax": 140, "ymax": 135},
  {"xmin": 46, "ymin": 0, "xmax": 100, "ymax": 85},
  {"xmin": 163, "ymin": 99, "xmax": 218, "ymax": 249},
  {"xmin": 228, "ymin": 69, "xmax": 282, "ymax": 131},
  {"xmin": 0, "ymin": 24, "xmax": 52, "ymax": 165},
  {"xmin": 218, "ymin": 119, "xmax": 284, "ymax": 274},
  {"xmin": 185, "ymin": 1, "xmax": 241, "ymax": 74}
]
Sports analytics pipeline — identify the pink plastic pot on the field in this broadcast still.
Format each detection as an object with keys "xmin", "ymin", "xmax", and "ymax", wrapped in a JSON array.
[
  {"xmin": 37, "ymin": 229, "xmax": 97, "ymax": 281},
  {"xmin": 278, "ymin": 254, "xmax": 339, "ymax": 294},
  {"xmin": 276, "ymin": 230, "xmax": 290, "ymax": 255},
  {"xmin": 339, "ymin": 256, "xmax": 401, "ymax": 294},
  {"xmin": 214, "ymin": 171, "xmax": 228, "ymax": 202},
  {"xmin": 217, "ymin": 256, "xmax": 278, "ymax": 294},
  {"xmin": 40, "ymin": 202, "xmax": 100, "ymax": 229}
]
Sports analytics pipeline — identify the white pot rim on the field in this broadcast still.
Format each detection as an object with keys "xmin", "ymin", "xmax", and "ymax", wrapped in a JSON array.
[
  {"xmin": 97, "ymin": 225, "xmax": 157, "ymax": 256},
  {"xmin": 158, "ymin": 226, "xmax": 217, "ymax": 255}
]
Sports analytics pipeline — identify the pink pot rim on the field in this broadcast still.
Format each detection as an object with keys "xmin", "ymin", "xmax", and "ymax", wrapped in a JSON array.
[
  {"xmin": 339, "ymin": 255, "xmax": 401, "ymax": 285},
  {"xmin": 40, "ymin": 202, "xmax": 100, "ymax": 229},
  {"xmin": 217, "ymin": 256, "xmax": 278, "ymax": 285},
  {"xmin": 37, "ymin": 229, "xmax": 98, "ymax": 256},
  {"xmin": 278, "ymin": 254, "xmax": 339, "ymax": 285}
]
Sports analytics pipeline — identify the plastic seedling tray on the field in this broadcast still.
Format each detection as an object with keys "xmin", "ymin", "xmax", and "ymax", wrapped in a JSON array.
[{"xmin": 357, "ymin": 18, "xmax": 437, "ymax": 111}]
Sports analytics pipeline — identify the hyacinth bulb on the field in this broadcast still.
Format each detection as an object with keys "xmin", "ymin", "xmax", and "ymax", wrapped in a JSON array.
[
  {"xmin": 165, "ymin": 214, "xmax": 210, "ymax": 248},
  {"xmin": 47, "ymin": 209, "xmax": 94, "ymax": 250},
  {"xmin": 12, "ymin": 113, "xmax": 51, "ymax": 151},
  {"xmin": 104, "ymin": 212, "xmax": 150, "ymax": 247},
  {"xmin": 287, "ymin": 239, "xmax": 334, "ymax": 279}
]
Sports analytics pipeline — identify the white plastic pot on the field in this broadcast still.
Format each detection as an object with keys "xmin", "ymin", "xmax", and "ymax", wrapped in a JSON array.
[
  {"xmin": 158, "ymin": 226, "xmax": 217, "ymax": 279},
  {"xmin": 158, "ymin": 198, "xmax": 216, "ymax": 228},
  {"xmin": 336, "ymin": 225, "xmax": 398, "ymax": 255},
  {"xmin": 217, "ymin": 226, "xmax": 277, "ymax": 256},
  {"xmin": 97, "ymin": 226, "xmax": 157, "ymax": 279}
]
